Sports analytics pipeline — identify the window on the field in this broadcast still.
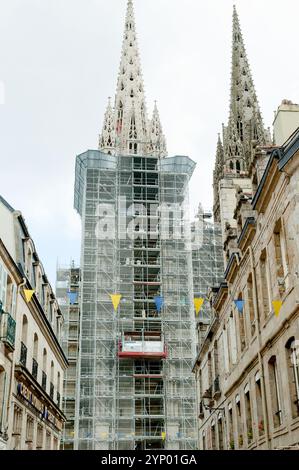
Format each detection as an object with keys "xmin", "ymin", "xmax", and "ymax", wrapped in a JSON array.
[
  {"xmin": 228, "ymin": 313, "xmax": 238, "ymax": 362},
  {"xmin": 268, "ymin": 356, "xmax": 282, "ymax": 427},
  {"xmin": 285, "ymin": 338, "xmax": 299, "ymax": 418},
  {"xmin": 274, "ymin": 219, "xmax": 288, "ymax": 292},
  {"xmin": 211, "ymin": 421, "xmax": 216, "ymax": 449},
  {"xmin": 218, "ymin": 416, "xmax": 224, "ymax": 450},
  {"xmin": 259, "ymin": 249, "xmax": 270, "ymax": 320},
  {"xmin": 247, "ymin": 274, "xmax": 255, "ymax": 337},
  {"xmin": 36, "ymin": 424, "xmax": 44, "ymax": 449},
  {"xmin": 255, "ymin": 372, "xmax": 264, "ymax": 435},
  {"xmin": 0, "ymin": 262, "xmax": 7, "ymax": 308},
  {"xmin": 26, "ymin": 415, "xmax": 34, "ymax": 445},
  {"xmin": 0, "ymin": 368, "xmax": 7, "ymax": 433},
  {"xmin": 228, "ymin": 404, "xmax": 234, "ymax": 449},
  {"xmin": 244, "ymin": 385, "xmax": 253, "ymax": 444},
  {"xmin": 236, "ymin": 294, "xmax": 246, "ymax": 352},
  {"xmin": 235, "ymin": 396, "xmax": 243, "ymax": 448},
  {"xmin": 236, "ymin": 160, "xmax": 241, "ymax": 173}
]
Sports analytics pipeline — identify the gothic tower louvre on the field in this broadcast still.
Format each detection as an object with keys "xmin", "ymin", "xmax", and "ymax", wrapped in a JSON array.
[
  {"xmin": 74, "ymin": 0, "xmax": 197, "ymax": 450},
  {"xmin": 213, "ymin": 6, "xmax": 271, "ymax": 249}
]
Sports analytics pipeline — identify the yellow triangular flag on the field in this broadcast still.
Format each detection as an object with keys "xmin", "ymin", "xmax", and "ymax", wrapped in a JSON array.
[
  {"xmin": 272, "ymin": 300, "xmax": 282, "ymax": 317},
  {"xmin": 161, "ymin": 431, "xmax": 166, "ymax": 441},
  {"xmin": 110, "ymin": 294, "xmax": 122, "ymax": 311},
  {"xmin": 194, "ymin": 298, "xmax": 205, "ymax": 316},
  {"xmin": 24, "ymin": 289, "xmax": 35, "ymax": 303}
]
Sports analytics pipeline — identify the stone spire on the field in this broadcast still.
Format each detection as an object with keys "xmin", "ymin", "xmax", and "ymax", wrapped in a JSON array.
[
  {"xmin": 213, "ymin": 134, "xmax": 224, "ymax": 222},
  {"xmin": 222, "ymin": 5, "xmax": 270, "ymax": 175},
  {"xmin": 98, "ymin": 97, "xmax": 116, "ymax": 154},
  {"xmin": 149, "ymin": 102, "xmax": 167, "ymax": 157},
  {"xmin": 98, "ymin": 0, "xmax": 166, "ymax": 157}
]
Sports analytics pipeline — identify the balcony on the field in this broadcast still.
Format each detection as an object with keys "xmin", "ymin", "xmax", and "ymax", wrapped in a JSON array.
[
  {"xmin": 118, "ymin": 331, "xmax": 167, "ymax": 359},
  {"xmin": 32, "ymin": 358, "xmax": 38, "ymax": 380},
  {"xmin": 213, "ymin": 376, "xmax": 221, "ymax": 399},
  {"xmin": 0, "ymin": 312, "xmax": 16, "ymax": 351},
  {"xmin": 20, "ymin": 342, "xmax": 27, "ymax": 367},
  {"xmin": 42, "ymin": 371, "xmax": 47, "ymax": 391},
  {"xmin": 50, "ymin": 382, "xmax": 54, "ymax": 400}
]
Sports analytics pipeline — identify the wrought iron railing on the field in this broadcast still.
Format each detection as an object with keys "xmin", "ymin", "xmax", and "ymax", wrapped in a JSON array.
[{"xmin": 0, "ymin": 312, "xmax": 16, "ymax": 350}]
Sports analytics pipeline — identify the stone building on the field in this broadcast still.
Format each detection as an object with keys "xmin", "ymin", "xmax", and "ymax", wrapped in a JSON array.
[
  {"xmin": 193, "ymin": 6, "xmax": 299, "ymax": 451},
  {"xmin": 0, "ymin": 196, "xmax": 68, "ymax": 449},
  {"xmin": 194, "ymin": 126, "xmax": 299, "ymax": 450}
]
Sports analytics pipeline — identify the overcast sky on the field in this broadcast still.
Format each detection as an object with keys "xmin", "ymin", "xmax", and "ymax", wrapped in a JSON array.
[{"xmin": 0, "ymin": 0, "xmax": 298, "ymax": 286}]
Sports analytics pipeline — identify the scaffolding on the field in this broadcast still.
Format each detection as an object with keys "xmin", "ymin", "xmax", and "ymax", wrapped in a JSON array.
[
  {"xmin": 191, "ymin": 207, "xmax": 224, "ymax": 346},
  {"xmin": 55, "ymin": 262, "xmax": 80, "ymax": 450},
  {"xmin": 74, "ymin": 150, "xmax": 198, "ymax": 450}
]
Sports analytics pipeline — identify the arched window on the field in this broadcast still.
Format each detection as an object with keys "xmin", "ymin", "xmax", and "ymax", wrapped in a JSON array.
[
  {"xmin": 21, "ymin": 315, "xmax": 28, "ymax": 345},
  {"xmin": 268, "ymin": 356, "xmax": 282, "ymax": 427},
  {"xmin": 43, "ymin": 349, "xmax": 47, "ymax": 373},
  {"xmin": 236, "ymin": 160, "xmax": 241, "ymax": 173},
  {"xmin": 230, "ymin": 161, "xmax": 234, "ymax": 171},
  {"xmin": 50, "ymin": 361, "xmax": 54, "ymax": 383},
  {"xmin": 285, "ymin": 338, "xmax": 299, "ymax": 418},
  {"xmin": 42, "ymin": 349, "xmax": 47, "ymax": 391}
]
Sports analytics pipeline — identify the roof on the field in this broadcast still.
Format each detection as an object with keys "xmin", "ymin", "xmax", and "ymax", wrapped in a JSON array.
[{"xmin": 0, "ymin": 194, "xmax": 15, "ymax": 212}]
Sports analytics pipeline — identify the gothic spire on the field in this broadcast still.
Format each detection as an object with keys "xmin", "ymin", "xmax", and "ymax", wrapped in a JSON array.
[
  {"xmin": 98, "ymin": 97, "xmax": 116, "ymax": 154},
  {"xmin": 222, "ymin": 5, "xmax": 269, "ymax": 174},
  {"xmin": 99, "ymin": 0, "xmax": 165, "ymax": 157},
  {"xmin": 213, "ymin": 134, "xmax": 224, "ymax": 222},
  {"xmin": 149, "ymin": 102, "xmax": 167, "ymax": 157}
]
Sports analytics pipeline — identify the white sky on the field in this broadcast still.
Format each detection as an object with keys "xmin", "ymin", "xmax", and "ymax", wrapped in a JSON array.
[{"xmin": 0, "ymin": 0, "xmax": 298, "ymax": 286}]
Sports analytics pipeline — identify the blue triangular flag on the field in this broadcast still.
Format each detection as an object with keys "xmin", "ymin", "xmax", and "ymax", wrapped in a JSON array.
[
  {"xmin": 67, "ymin": 291, "xmax": 78, "ymax": 305},
  {"xmin": 234, "ymin": 300, "xmax": 244, "ymax": 313},
  {"xmin": 154, "ymin": 296, "xmax": 164, "ymax": 312}
]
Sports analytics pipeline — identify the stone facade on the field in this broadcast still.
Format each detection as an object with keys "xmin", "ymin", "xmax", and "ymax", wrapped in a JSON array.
[
  {"xmin": 194, "ymin": 129, "xmax": 299, "ymax": 450},
  {"xmin": 0, "ymin": 197, "xmax": 68, "ymax": 450}
]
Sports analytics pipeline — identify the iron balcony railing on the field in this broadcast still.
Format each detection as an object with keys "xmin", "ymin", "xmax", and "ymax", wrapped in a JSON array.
[
  {"xmin": 0, "ymin": 311, "xmax": 16, "ymax": 351},
  {"xmin": 32, "ymin": 358, "xmax": 38, "ymax": 380},
  {"xmin": 20, "ymin": 342, "xmax": 27, "ymax": 367},
  {"xmin": 42, "ymin": 371, "xmax": 47, "ymax": 391}
]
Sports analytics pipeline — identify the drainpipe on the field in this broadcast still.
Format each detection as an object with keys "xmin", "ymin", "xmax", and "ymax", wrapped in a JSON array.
[
  {"xmin": 248, "ymin": 246, "xmax": 271, "ymax": 449},
  {"xmin": 5, "ymin": 277, "xmax": 27, "ymax": 442}
]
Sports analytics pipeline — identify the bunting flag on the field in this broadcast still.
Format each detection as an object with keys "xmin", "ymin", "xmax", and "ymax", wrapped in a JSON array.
[
  {"xmin": 110, "ymin": 294, "xmax": 122, "ymax": 311},
  {"xmin": 154, "ymin": 296, "xmax": 164, "ymax": 312},
  {"xmin": 67, "ymin": 291, "xmax": 78, "ymax": 305},
  {"xmin": 272, "ymin": 300, "xmax": 283, "ymax": 317},
  {"xmin": 161, "ymin": 431, "xmax": 166, "ymax": 441},
  {"xmin": 234, "ymin": 300, "xmax": 245, "ymax": 313},
  {"xmin": 194, "ymin": 298, "xmax": 204, "ymax": 316},
  {"xmin": 24, "ymin": 289, "xmax": 35, "ymax": 303}
]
